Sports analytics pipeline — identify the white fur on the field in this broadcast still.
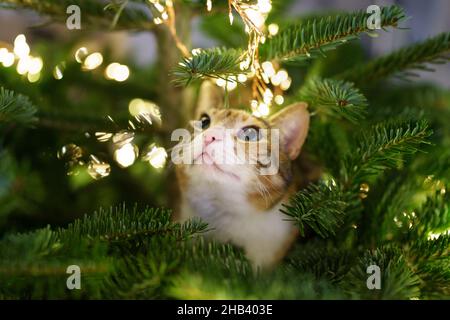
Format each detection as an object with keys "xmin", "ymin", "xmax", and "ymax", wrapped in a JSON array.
[{"xmin": 179, "ymin": 164, "xmax": 295, "ymax": 269}]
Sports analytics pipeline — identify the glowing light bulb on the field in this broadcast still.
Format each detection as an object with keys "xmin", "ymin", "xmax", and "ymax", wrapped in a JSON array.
[
  {"xmin": 145, "ymin": 146, "xmax": 168, "ymax": 169},
  {"xmin": 2, "ymin": 52, "xmax": 15, "ymax": 67},
  {"xmin": 14, "ymin": 34, "xmax": 26, "ymax": 46},
  {"xmin": 75, "ymin": 47, "xmax": 89, "ymax": 63},
  {"xmin": 191, "ymin": 48, "xmax": 202, "ymax": 56},
  {"xmin": 261, "ymin": 61, "xmax": 275, "ymax": 77},
  {"xmin": 258, "ymin": 102, "xmax": 270, "ymax": 116},
  {"xmin": 87, "ymin": 155, "xmax": 111, "ymax": 180},
  {"xmin": 27, "ymin": 72, "xmax": 41, "ymax": 83},
  {"xmin": 83, "ymin": 52, "xmax": 103, "ymax": 70},
  {"xmin": 128, "ymin": 98, "xmax": 161, "ymax": 123},
  {"xmin": 277, "ymin": 69, "xmax": 288, "ymax": 82},
  {"xmin": 113, "ymin": 64, "xmax": 129, "ymax": 82},
  {"xmin": 0, "ymin": 49, "xmax": 15, "ymax": 67},
  {"xmin": 105, "ymin": 63, "xmax": 129, "ymax": 82},
  {"xmin": 257, "ymin": 0, "xmax": 272, "ymax": 14},
  {"xmin": 114, "ymin": 143, "xmax": 138, "ymax": 168},
  {"xmin": 251, "ymin": 100, "xmax": 269, "ymax": 117},
  {"xmin": 0, "ymin": 48, "xmax": 8, "ymax": 62},
  {"xmin": 13, "ymin": 34, "xmax": 30, "ymax": 58},
  {"xmin": 27, "ymin": 56, "xmax": 43, "ymax": 74},
  {"xmin": 154, "ymin": 2, "xmax": 165, "ymax": 12},
  {"xmin": 263, "ymin": 88, "xmax": 273, "ymax": 104},
  {"xmin": 244, "ymin": 8, "xmax": 265, "ymax": 29},
  {"xmin": 280, "ymin": 77, "xmax": 292, "ymax": 90},
  {"xmin": 237, "ymin": 74, "xmax": 247, "ymax": 83},
  {"xmin": 268, "ymin": 23, "xmax": 279, "ymax": 36},
  {"xmin": 53, "ymin": 64, "xmax": 64, "ymax": 80},
  {"xmin": 216, "ymin": 78, "xmax": 226, "ymax": 87},
  {"xmin": 274, "ymin": 95, "xmax": 284, "ymax": 105},
  {"xmin": 16, "ymin": 56, "xmax": 31, "ymax": 75}
]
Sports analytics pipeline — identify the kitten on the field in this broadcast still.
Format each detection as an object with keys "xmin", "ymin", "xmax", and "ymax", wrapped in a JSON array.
[{"xmin": 175, "ymin": 81, "xmax": 309, "ymax": 269}]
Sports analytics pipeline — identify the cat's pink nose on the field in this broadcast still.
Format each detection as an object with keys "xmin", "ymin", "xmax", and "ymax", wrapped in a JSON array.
[{"xmin": 203, "ymin": 129, "xmax": 223, "ymax": 146}]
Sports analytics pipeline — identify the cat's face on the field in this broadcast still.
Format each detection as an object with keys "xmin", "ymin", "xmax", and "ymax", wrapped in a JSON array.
[{"xmin": 176, "ymin": 81, "xmax": 309, "ymax": 210}]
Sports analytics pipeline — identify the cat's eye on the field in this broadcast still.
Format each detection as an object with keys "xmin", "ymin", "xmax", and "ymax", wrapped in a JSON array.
[
  {"xmin": 237, "ymin": 126, "xmax": 261, "ymax": 142},
  {"xmin": 199, "ymin": 113, "xmax": 210, "ymax": 130}
]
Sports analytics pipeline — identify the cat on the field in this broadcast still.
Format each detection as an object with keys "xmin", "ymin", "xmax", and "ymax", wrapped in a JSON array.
[{"xmin": 174, "ymin": 80, "xmax": 310, "ymax": 269}]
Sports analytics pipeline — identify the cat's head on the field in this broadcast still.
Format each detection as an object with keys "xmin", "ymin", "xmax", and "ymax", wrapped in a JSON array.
[{"xmin": 175, "ymin": 81, "xmax": 309, "ymax": 209}]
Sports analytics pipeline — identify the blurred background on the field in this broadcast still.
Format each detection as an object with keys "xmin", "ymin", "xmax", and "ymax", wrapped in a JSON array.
[{"xmin": 0, "ymin": 0, "xmax": 449, "ymax": 235}]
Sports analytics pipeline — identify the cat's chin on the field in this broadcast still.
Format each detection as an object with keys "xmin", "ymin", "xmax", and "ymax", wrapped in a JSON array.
[
  {"xmin": 191, "ymin": 152, "xmax": 241, "ymax": 182},
  {"xmin": 198, "ymin": 163, "xmax": 241, "ymax": 182}
]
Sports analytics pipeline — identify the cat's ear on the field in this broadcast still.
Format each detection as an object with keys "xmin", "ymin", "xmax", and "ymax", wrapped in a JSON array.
[
  {"xmin": 269, "ymin": 102, "xmax": 309, "ymax": 160},
  {"xmin": 195, "ymin": 80, "xmax": 224, "ymax": 118}
]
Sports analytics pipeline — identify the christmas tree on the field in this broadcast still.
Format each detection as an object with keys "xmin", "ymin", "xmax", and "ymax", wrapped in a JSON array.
[{"xmin": 0, "ymin": 0, "xmax": 449, "ymax": 299}]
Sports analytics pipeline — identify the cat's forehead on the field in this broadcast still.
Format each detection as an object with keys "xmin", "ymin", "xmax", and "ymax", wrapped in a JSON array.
[{"xmin": 209, "ymin": 109, "xmax": 270, "ymax": 128}]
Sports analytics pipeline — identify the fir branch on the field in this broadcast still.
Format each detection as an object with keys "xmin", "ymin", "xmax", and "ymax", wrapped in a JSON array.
[
  {"xmin": 286, "ymin": 241, "xmax": 355, "ymax": 283},
  {"xmin": 0, "ymin": 87, "xmax": 37, "ymax": 126},
  {"xmin": 339, "ymin": 32, "xmax": 450, "ymax": 83},
  {"xmin": 298, "ymin": 78, "xmax": 367, "ymax": 123},
  {"xmin": 172, "ymin": 48, "xmax": 243, "ymax": 86},
  {"xmin": 59, "ymin": 204, "xmax": 207, "ymax": 244},
  {"xmin": 408, "ymin": 189, "xmax": 450, "ymax": 240},
  {"xmin": 1, "ymin": 0, "xmax": 153, "ymax": 30},
  {"xmin": 342, "ymin": 247, "xmax": 421, "ymax": 299},
  {"xmin": 342, "ymin": 120, "xmax": 432, "ymax": 185},
  {"xmin": 281, "ymin": 184, "xmax": 347, "ymax": 238},
  {"xmin": 260, "ymin": 5, "xmax": 406, "ymax": 63}
]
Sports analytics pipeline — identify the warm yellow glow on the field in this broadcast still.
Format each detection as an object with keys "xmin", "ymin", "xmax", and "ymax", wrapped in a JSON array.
[
  {"xmin": 263, "ymin": 88, "xmax": 273, "ymax": 104},
  {"xmin": 271, "ymin": 69, "xmax": 288, "ymax": 86},
  {"xmin": 257, "ymin": 0, "xmax": 272, "ymax": 14},
  {"xmin": 261, "ymin": 61, "xmax": 275, "ymax": 77},
  {"xmin": 0, "ymin": 48, "xmax": 8, "ymax": 62},
  {"xmin": 16, "ymin": 56, "xmax": 31, "ymax": 75},
  {"xmin": 53, "ymin": 65, "xmax": 64, "ymax": 80},
  {"xmin": 244, "ymin": 8, "xmax": 265, "ymax": 29},
  {"xmin": 277, "ymin": 69, "xmax": 288, "ymax": 82},
  {"xmin": 114, "ymin": 143, "xmax": 138, "ymax": 168},
  {"xmin": 216, "ymin": 78, "xmax": 226, "ymax": 87},
  {"xmin": 239, "ymin": 57, "xmax": 251, "ymax": 71},
  {"xmin": 206, "ymin": 0, "xmax": 212, "ymax": 11},
  {"xmin": 87, "ymin": 155, "xmax": 111, "ymax": 180},
  {"xmin": 274, "ymin": 95, "xmax": 284, "ymax": 105},
  {"xmin": 27, "ymin": 72, "xmax": 41, "ymax": 83},
  {"xmin": 268, "ymin": 23, "xmax": 279, "ymax": 36},
  {"xmin": 105, "ymin": 63, "xmax": 130, "ymax": 82},
  {"xmin": 75, "ymin": 47, "xmax": 89, "ymax": 63},
  {"xmin": 237, "ymin": 74, "xmax": 247, "ymax": 83},
  {"xmin": 259, "ymin": 102, "xmax": 270, "ymax": 116},
  {"xmin": 83, "ymin": 52, "xmax": 103, "ymax": 70},
  {"xmin": 13, "ymin": 34, "xmax": 30, "ymax": 58},
  {"xmin": 216, "ymin": 77, "xmax": 237, "ymax": 91},
  {"xmin": 154, "ymin": 2, "xmax": 165, "ymax": 12},
  {"xmin": 191, "ymin": 48, "xmax": 202, "ymax": 56},
  {"xmin": 95, "ymin": 132, "xmax": 113, "ymax": 142},
  {"xmin": 128, "ymin": 98, "xmax": 161, "ymax": 123},
  {"xmin": 280, "ymin": 77, "xmax": 292, "ymax": 90},
  {"xmin": 105, "ymin": 62, "xmax": 120, "ymax": 79},
  {"xmin": 27, "ymin": 56, "xmax": 43, "ymax": 74},
  {"xmin": 2, "ymin": 52, "xmax": 15, "ymax": 67},
  {"xmin": 0, "ymin": 49, "xmax": 15, "ymax": 67},
  {"xmin": 146, "ymin": 146, "xmax": 168, "ymax": 169},
  {"xmin": 252, "ymin": 102, "xmax": 270, "ymax": 118},
  {"xmin": 428, "ymin": 228, "xmax": 450, "ymax": 240},
  {"xmin": 14, "ymin": 34, "xmax": 26, "ymax": 46}
]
